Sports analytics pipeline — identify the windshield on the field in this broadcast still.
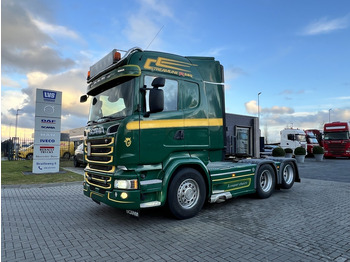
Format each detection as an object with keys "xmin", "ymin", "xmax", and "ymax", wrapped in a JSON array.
[
  {"xmin": 308, "ymin": 138, "xmax": 318, "ymax": 144},
  {"xmin": 324, "ymin": 131, "xmax": 349, "ymax": 140},
  {"xmin": 88, "ymin": 79, "xmax": 134, "ymax": 123},
  {"xmin": 295, "ymin": 134, "xmax": 306, "ymax": 142}
]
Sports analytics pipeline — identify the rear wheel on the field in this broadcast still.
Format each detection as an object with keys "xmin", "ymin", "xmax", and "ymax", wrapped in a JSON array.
[
  {"xmin": 281, "ymin": 163, "xmax": 295, "ymax": 189},
  {"xmin": 256, "ymin": 165, "xmax": 276, "ymax": 199},
  {"xmin": 168, "ymin": 168, "xmax": 206, "ymax": 219}
]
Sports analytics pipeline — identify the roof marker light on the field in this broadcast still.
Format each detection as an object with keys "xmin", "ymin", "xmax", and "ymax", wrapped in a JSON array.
[{"xmin": 113, "ymin": 51, "xmax": 121, "ymax": 62}]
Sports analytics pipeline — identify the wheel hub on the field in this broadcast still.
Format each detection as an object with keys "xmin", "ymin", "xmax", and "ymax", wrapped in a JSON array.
[{"xmin": 177, "ymin": 179, "xmax": 199, "ymax": 209}]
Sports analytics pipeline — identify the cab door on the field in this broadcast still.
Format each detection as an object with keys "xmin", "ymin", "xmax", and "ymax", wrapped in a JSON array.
[{"xmin": 139, "ymin": 75, "xmax": 184, "ymax": 164}]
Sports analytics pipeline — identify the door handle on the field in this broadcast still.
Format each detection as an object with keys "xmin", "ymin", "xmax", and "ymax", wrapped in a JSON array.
[{"xmin": 174, "ymin": 130, "xmax": 184, "ymax": 140}]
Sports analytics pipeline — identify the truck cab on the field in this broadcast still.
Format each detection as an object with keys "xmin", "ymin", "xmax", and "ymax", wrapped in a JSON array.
[
  {"xmin": 280, "ymin": 128, "xmax": 307, "ymax": 153},
  {"xmin": 324, "ymin": 122, "xmax": 350, "ymax": 158},
  {"xmin": 304, "ymin": 130, "xmax": 320, "ymax": 155}
]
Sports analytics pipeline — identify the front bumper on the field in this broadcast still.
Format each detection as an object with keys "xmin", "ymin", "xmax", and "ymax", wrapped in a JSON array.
[{"xmin": 83, "ymin": 181, "xmax": 141, "ymax": 210}]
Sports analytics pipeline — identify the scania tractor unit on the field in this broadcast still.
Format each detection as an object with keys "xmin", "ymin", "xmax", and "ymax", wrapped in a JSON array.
[
  {"xmin": 81, "ymin": 47, "xmax": 300, "ymax": 219},
  {"xmin": 324, "ymin": 121, "xmax": 350, "ymax": 158}
]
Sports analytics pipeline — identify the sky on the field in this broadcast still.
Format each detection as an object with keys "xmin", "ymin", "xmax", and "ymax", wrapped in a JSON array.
[{"xmin": 1, "ymin": 0, "xmax": 350, "ymax": 143}]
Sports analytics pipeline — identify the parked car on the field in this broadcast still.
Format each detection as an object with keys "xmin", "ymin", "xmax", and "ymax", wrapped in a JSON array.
[
  {"xmin": 261, "ymin": 144, "xmax": 279, "ymax": 157},
  {"xmin": 73, "ymin": 143, "xmax": 85, "ymax": 167}
]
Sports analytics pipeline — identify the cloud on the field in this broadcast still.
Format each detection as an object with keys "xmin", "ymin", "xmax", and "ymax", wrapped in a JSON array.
[
  {"xmin": 225, "ymin": 67, "xmax": 246, "ymax": 81},
  {"xmin": 1, "ymin": 77, "xmax": 22, "ymax": 89},
  {"xmin": 123, "ymin": 0, "xmax": 175, "ymax": 49},
  {"xmin": 245, "ymin": 100, "xmax": 259, "ymax": 115},
  {"xmin": 32, "ymin": 18, "xmax": 80, "ymax": 40},
  {"xmin": 2, "ymin": 0, "xmax": 75, "ymax": 73},
  {"xmin": 245, "ymin": 100, "xmax": 294, "ymax": 115},
  {"xmin": 301, "ymin": 15, "xmax": 349, "ymax": 35}
]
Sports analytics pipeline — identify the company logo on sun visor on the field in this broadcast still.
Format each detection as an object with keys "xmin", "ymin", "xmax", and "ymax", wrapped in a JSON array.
[
  {"xmin": 43, "ymin": 91, "xmax": 57, "ymax": 102},
  {"xmin": 144, "ymin": 57, "xmax": 196, "ymax": 78}
]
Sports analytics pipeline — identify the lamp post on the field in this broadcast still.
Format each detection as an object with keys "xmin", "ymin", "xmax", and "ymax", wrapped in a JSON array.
[
  {"xmin": 9, "ymin": 123, "xmax": 12, "ymax": 139},
  {"xmin": 15, "ymin": 109, "xmax": 21, "ymax": 160},
  {"xmin": 15, "ymin": 109, "xmax": 21, "ymax": 139},
  {"xmin": 328, "ymin": 108, "xmax": 332, "ymax": 123},
  {"xmin": 258, "ymin": 92, "xmax": 262, "ymax": 126}
]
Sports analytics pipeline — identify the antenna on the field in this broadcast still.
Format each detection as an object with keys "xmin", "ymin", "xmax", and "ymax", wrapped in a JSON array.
[{"xmin": 145, "ymin": 25, "xmax": 164, "ymax": 50}]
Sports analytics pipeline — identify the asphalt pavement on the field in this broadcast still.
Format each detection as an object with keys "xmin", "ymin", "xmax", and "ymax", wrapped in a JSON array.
[{"xmin": 1, "ymin": 158, "xmax": 349, "ymax": 261}]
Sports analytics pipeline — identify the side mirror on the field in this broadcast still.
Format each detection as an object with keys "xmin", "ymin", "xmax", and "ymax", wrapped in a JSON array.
[
  {"xmin": 80, "ymin": 95, "xmax": 88, "ymax": 103},
  {"xmin": 149, "ymin": 89, "xmax": 164, "ymax": 113},
  {"xmin": 151, "ymin": 77, "xmax": 165, "ymax": 88},
  {"xmin": 287, "ymin": 134, "xmax": 294, "ymax": 141}
]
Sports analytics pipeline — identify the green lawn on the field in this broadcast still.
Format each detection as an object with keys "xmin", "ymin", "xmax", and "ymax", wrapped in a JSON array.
[{"xmin": 1, "ymin": 160, "xmax": 83, "ymax": 185}]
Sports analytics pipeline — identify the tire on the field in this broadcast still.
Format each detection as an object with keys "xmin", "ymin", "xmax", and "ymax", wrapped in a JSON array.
[
  {"xmin": 281, "ymin": 162, "xmax": 295, "ymax": 189},
  {"xmin": 26, "ymin": 153, "xmax": 33, "ymax": 160},
  {"xmin": 167, "ymin": 168, "xmax": 206, "ymax": 219},
  {"xmin": 62, "ymin": 152, "xmax": 71, "ymax": 160},
  {"xmin": 73, "ymin": 156, "xmax": 80, "ymax": 167},
  {"xmin": 256, "ymin": 164, "xmax": 276, "ymax": 199}
]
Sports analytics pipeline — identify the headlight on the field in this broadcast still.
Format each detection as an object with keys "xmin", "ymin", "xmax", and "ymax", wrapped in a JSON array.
[{"xmin": 114, "ymin": 179, "xmax": 138, "ymax": 189}]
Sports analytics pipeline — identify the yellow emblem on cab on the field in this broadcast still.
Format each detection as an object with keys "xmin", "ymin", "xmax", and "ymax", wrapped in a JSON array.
[{"xmin": 124, "ymin": 137, "xmax": 132, "ymax": 147}]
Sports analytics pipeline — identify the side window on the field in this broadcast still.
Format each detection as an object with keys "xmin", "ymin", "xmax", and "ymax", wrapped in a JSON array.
[
  {"xmin": 144, "ymin": 76, "xmax": 178, "ymax": 112},
  {"xmin": 182, "ymin": 82, "xmax": 199, "ymax": 109}
]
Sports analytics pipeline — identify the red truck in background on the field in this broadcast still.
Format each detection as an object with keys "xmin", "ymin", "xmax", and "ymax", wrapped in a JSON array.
[
  {"xmin": 323, "ymin": 122, "xmax": 350, "ymax": 158},
  {"xmin": 305, "ymin": 129, "xmax": 324, "ymax": 147},
  {"xmin": 304, "ymin": 130, "xmax": 320, "ymax": 155}
]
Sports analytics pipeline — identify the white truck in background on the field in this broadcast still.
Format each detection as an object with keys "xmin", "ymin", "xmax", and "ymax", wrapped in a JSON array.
[{"xmin": 280, "ymin": 128, "xmax": 307, "ymax": 152}]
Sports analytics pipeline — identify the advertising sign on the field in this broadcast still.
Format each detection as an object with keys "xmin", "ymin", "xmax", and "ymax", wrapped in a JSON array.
[
  {"xmin": 34, "ymin": 117, "xmax": 61, "ymax": 132},
  {"xmin": 34, "ymin": 132, "xmax": 61, "ymax": 145},
  {"xmin": 32, "ymin": 160, "xmax": 60, "ymax": 173},
  {"xmin": 34, "ymin": 145, "xmax": 60, "ymax": 159},
  {"xmin": 35, "ymin": 103, "xmax": 62, "ymax": 118},
  {"xmin": 33, "ymin": 89, "xmax": 62, "ymax": 173}
]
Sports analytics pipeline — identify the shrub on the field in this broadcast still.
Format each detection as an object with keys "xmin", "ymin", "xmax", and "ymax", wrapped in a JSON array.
[
  {"xmin": 284, "ymin": 148, "xmax": 293, "ymax": 154},
  {"xmin": 272, "ymin": 147, "xmax": 286, "ymax": 157},
  {"xmin": 294, "ymin": 146, "xmax": 306, "ymax": 155},
  {"xmin": 313, "ymin": 146, "xmax": 324, "ymax": 154}
]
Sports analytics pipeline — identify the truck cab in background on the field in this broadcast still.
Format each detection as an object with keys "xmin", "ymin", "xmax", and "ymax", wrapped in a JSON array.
[
  {"xmin": 304, "ymin": 130, "xmax": 320, "ymax": 155},
  {"xmin": 280, "ymin": 128, "xmax": 307, "ymax": 153},
  {"xmin": 323, "ymin": 122, "xmax": 350, "ymax": 158}
]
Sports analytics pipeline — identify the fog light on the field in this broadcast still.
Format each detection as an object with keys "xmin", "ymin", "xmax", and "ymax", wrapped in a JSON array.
[{"xmin": 121, "ymin": 192, "xmax": 128, "ymax": 199}]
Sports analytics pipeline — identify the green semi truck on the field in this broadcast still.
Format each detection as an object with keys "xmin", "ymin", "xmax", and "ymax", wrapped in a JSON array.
[{"xmin": 81, "ymin": 47, "xmax": 300, "ymax": 219}]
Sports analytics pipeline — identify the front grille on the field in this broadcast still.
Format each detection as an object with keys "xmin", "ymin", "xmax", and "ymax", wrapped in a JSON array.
[
  {"xmin": 89, "ymin": 138, "xmax": 113, "ymax": 146},
  {"xmin": 87, "ymin": 155, "xmax": 112, "ymax": 162},
  {"xmin": 328, "ymin": 144, "xmax": 346, "ymax": 153},
  {"xmin": 89, "ymin": 164, "xmax": 114, "ymax": 172},
  {"xmin": 85, "ymin": 137, "xmax": 114, "ymax": 166},
  {"xmin": 91, "ymin": 147, "xmax": 112, "ymax": 154},
  {"xmin": 85, "ymin": 172, "xmax": 112, "ymax": 189}
]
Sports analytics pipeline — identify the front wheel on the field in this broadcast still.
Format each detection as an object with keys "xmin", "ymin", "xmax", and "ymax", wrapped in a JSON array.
[
  {"xmin": 256, "ymin": 164, "xmax": 276, "ymax": 199},
  {"xmin": 73, "ymin": 156, "xmax": 80, "ymax": 167},
  {"xmin": 167, "ymin": 168, "xmax": 206, "ymax": 219},
  {"xmin": 62, "ymin": 152, "xmax": 71, "ymax": 160},
  {"xmin": 26, "ymin": 153, "xmax": 33, "ymax": 160}
]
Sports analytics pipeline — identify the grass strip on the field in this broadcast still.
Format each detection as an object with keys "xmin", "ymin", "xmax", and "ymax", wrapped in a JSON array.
[{"xmin": 1, "ymin": 160, "xmax": 83, "ymax": 185}]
